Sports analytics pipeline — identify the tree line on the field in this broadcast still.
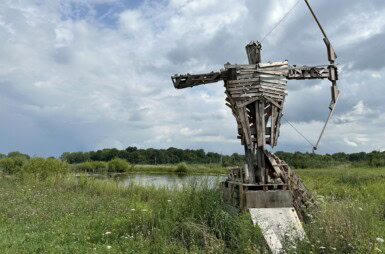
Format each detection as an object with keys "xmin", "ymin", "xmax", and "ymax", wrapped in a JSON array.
[
  {"xmin": 58, "ymin": 147, "xmax": 385, "ymax": 168},
  {"xmin": 1, "ymin": 149, "xmax": 385, "ymax": 169},
  {"xmin": 59, "ymin": 147, "xmax": 244, "ymax": 166},
  {"xmin": 276, "ymin": 151, "xmax": 385, "ymax": 168}
]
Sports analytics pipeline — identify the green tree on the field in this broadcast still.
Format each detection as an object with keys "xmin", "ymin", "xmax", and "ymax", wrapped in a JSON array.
[{"xmin": 108, "ymin": 158, "xmax": 130, "ymax": 173}]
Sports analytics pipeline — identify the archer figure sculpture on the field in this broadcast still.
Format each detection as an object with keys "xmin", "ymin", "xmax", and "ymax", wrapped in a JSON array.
[{"xmin": 171, "ymin": 0, "xmax": 339, "ymax": 214}]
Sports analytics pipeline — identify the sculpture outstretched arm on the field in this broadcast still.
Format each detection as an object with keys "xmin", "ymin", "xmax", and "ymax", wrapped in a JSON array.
[
  {"xmin": 171, "ymin": 71, "xmax": 227, "ymax": 89},
  {"xmin": 287, "ymin": 65, "xmax": 334, "ymax": 80}
]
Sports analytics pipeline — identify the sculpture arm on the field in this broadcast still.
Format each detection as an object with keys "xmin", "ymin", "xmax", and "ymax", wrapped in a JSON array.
[
  {"xmin": 287, "ymin": 65, "xmax": 333, "ymax": 80},
  {"xmin": 171, "ymin": 71, "xmax": 226, "ymax": 89}
]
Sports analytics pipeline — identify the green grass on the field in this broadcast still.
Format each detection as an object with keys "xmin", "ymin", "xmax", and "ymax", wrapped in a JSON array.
[
  {"xmin": 293, "ymin": 167, "xmax": 385, "ymax": 253},
  {"xmin": 0, "ymin": 174, "xmax": 265, "ymax": 253},
  {"xmin": 0, "ymin": 166, "xmax": 384, "ymax": 253}
]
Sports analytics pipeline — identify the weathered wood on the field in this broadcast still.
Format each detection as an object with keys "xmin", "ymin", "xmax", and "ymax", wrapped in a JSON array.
[
  {"xmin": 246, "ymin": 41, "xmax": 262, "ymax": 64},
  {"xmin": 172, "ymin": 39, "xmax": 336, "ymax": 200},
  {"xmin": 258, "ymin": 61, "xmax": 288, "ymax": 68},
  {"xmin": 271, "ymin": 106, "xmax": 278, "ymax": 147},
  {"xmin": 227, "ymin": 85, "xmax": 287, "ymax": 93},
  {"xmin": 265, "ymin": 97, "xmax": 283, "ymax": 110},
  {"xmin": 264, "ymin": 104, "xmax": 272, "ymax": 124},
  {"xmin": 239, "ymin": 107, "xmax": 252, "ymax": 149},
  {"xmin": 258, "ymin": 101, "xmax": 266, "ymax": 148},
  {"xmin": 244, "ymin": 146, "xmax": 256, "ymax": 184},
  {"xmin": 236, "ymin": 97, "xmax": 260, "ymax": 108},
  {"xmin": 274, "ymin": 101, "xmax": 284, "ymax": 147}
]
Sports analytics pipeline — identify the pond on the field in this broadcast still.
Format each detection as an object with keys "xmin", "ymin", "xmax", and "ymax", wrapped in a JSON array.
[{"xmin": 111, "ymin": 173, "xmax": 227, "ymax": 188}]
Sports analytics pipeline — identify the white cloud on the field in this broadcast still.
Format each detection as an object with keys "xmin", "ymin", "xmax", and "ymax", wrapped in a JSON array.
[
  {"xmin": 119, "ymin": 10, "xmax": 145, "ymax": 32},
  {"xmin": 180, "ymin": 128, "xmax": 202, "ymax": 137},
  {"xmin": 0, "ymin": 0, "xmax": 385, "ymax": 156},
  {"xmin": 344, "ymin": 138, "xmax": 358, "ymax": 147}
]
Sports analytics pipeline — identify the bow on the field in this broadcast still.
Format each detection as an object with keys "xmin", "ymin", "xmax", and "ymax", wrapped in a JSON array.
[{"xmin": 303, "ymin": 0, "xmax": 340, "ymax": 153}]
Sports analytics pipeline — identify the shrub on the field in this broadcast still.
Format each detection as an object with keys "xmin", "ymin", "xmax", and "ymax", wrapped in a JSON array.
[
  {"xmin": 0, "ymin": 156, "xmax": 29, "ymax": 175},
  {"xmin": 175, "ymin": 163, "xmax": 188, "ymax": 174},
  {"xmin": 22, "ymin": 157, "xmax": 70, "ymax": 180},
  {"xmin": 107, "ymin": 158, "xmax": 130, "ymax": 173},
  {"xmin": 0, "ymin": 158, "xmax": 18, "ymax": 174},
  {"xmin": 76, "ymin": 161, "xmax": 108, "ymax": 174},
  {"xmin": 8, "ymin": 151, "xmax": 30, "ymax": 160}
]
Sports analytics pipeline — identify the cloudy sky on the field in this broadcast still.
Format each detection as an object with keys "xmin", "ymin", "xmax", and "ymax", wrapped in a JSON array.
[{"xmin": 0, "ymin": 0, "xmax": 384, "ymax": 157}]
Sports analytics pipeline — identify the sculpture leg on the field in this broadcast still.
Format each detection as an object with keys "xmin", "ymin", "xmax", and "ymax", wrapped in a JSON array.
[
  {"xmin": 255, "ymin": 100, "xmax": 266, "ymax": 184},
  {"xmin": 244, "ymin": 145, "xmax": 256, "ymax": 184}
]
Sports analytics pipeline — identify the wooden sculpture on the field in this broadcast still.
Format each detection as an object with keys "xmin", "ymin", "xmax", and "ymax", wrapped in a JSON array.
[{"xmin": 171, "ymin": 0, "xmax": 339, "ymax": 216}]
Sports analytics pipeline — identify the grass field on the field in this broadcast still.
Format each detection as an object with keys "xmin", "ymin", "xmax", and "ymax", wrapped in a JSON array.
[{"xmin": 0, "ymin": 166, "xmax": 384, "ymax": 253}]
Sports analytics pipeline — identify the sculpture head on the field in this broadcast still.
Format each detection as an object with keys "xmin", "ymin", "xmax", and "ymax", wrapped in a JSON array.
[{"xmin": 245, "ymin": 41, "xmax": 262, "ymax": 64}]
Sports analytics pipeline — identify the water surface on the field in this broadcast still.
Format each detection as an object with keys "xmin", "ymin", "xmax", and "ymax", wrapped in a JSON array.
[{"xmin": 113, "ymin": 173, "xmax": 227, "ymax": 188}]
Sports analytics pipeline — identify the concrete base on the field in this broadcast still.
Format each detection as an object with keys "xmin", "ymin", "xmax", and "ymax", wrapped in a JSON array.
[
  {"xmin": 249, "ymin": 208, "xmax": 305, "ymax": 254},
  {"xmin": 220, "ymin": 181, "xmax": 293, "ymax": 210},
  {"xmin": 245, "ymin": 190, "xmax": 293, "ymax": 208}
]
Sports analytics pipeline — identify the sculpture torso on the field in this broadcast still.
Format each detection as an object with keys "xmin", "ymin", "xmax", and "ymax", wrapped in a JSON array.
[{"xmin": 223, "ymin": 60, "xmax": 288, "ymax": 183}]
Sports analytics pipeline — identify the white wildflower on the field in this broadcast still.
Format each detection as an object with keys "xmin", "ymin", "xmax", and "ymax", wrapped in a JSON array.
[
  {"xmin": 358, "ymin": 207, "xmax": 363, "ymax": 211},
  {"xmin": 104, "ymin": 232, "xmax": 111, "ymax": 235},
  {"xmin": 375, "ymin": 247, "xmax": 382, "ymax": 252},
  {"xmin": 331, "ymin": 247, "xmax": 337, "ymax": 251},
  {"xmin": 130, "ymin": 208, "xmax": 135, "ymax": 211},
  {"xmin": 377, "ymin": 238, "xmax": 384, "ymax": 243},
  {"xmin": 320, "ymin": 246, "xmax": 326, "ymax": 250},
  {"xmin": 106, "ymin": 246, "xmax": 112, "ymax": 250},
  {"xmin": 167, "ymin": 200, "xmax": 172, "ymax": 202}
]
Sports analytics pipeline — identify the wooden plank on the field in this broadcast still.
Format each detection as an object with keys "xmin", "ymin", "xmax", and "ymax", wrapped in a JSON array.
[
  {"xmin": 264, "ymin": 104, "xmax": 272, "ymax": 124},
  {"xmin": 254, "ymin": 101, "xmax": 264, "ymax": 183},
  {"xmin": 256, "ymin": 70, "xmax": 289, "ymax": 76},
  {"xmin": 265, "ymin": 97, "xmax": 283, "ymax": 109},
  {"xmin": 258, "ymin": 100, "xmax": 266, "ymax": 148},
  {"xmin": 232, "ymin": 93, "xmax": 285, "ymax": 101},
  {"xmin": 227, "ymin": 84, "xmax": 286, "ymax": 93},
  {"xmin": 238, "ymin": 107, "xmax": 252, "ymax": 149},
  {"xmin": 231, "ymin": 90, "xmax": 286, "ymax": 98},
  {"xmin": 258, "ymin": 61, "xmax": 288, "ymax": 68},
  {"xmin": 228, "ymin": 79, "xmax": 288, "ymax": 88},
  {"xmin": 229, "ymin": 78, "xmax": 260, "ymax": 84},
  {"xmin": 225, "ymin": 103, "xmax": 232, "ymax": 109},
  {"xmin": 260, "ymin": 86, "xmax": 287, "ymax": 93},
  {"xmin": 274, "ymin": 100, "xmax": 285, "ymax": 147},
  {"xmin": 235, "ymin": 97, "xmax": 259, "ymax": 109},
  {"xmin": 271, "ymin": 105, "xmax": 278, "ymax": 146},
  {"xmin": 229, "ymin": 87, "xmax": 286, "ymax": 95},
  {"xmin": 224, "ymin": 64, "xmax": 258, "ymax": 69}
]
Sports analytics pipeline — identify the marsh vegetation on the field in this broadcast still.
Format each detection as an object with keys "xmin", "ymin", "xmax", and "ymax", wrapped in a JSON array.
[{"xmin": 0, "ymin": 156, "xmax": 384, "ymax": 253}]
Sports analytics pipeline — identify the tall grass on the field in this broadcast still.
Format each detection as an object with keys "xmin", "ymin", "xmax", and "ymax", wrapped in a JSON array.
[
  {"xmin": 0, "ymin": 175, "xmax": 267, "ymax": 253},
  {"xmin": 293, "ymin": 167, "xmax": 385, "ymax": 253},
  {"xmin": 0, "ymin": 164, "xmax": 384, "ymax": 253}
]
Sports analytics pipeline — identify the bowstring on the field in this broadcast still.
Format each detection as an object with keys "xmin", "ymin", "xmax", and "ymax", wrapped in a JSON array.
[
  {"xmin": 261, "ymin": 0, "xmax": 302, "ymax": 43},
  {"xmin": 241, "ymin": 0, "xmax": 302, "ymax": 64},
  {"xmin": 282, "ymin": 116, "xmax": 315, "ymax": 150}
]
